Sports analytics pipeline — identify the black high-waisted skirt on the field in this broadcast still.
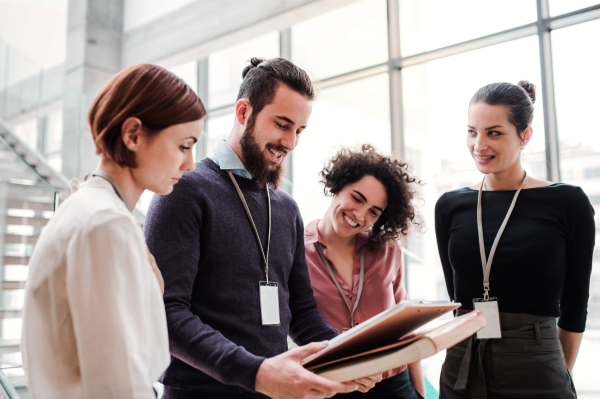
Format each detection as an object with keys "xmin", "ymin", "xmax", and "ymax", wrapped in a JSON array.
[{"xmin": 440, "ymin": 310, "xmax": 576, "ymax": 399}]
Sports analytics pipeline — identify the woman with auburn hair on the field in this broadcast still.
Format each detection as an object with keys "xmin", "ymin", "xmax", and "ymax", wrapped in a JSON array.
[
  {"xmin": 305, "ymin": 144, "xmax": 426, "ymax": 398},
  {"xmin": 22, "ymin": 64, "xmax": 206, "ymax": 399},
  {"xmin": 436, "ymin": 81, "xmax": 593, "ymax": 398}
]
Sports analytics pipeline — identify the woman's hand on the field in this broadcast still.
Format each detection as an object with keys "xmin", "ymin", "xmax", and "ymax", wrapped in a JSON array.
[
  {"xmin": 408, "ymin": 361, "xmax": 426, "ymax": 398},
  {"xmin": 352, "ymin": 373, "xmax": 383, "ymax": 392},
  {"xmin": 147, "ymin": 246, "xmax": 164, "ymax": 295},
  {"xmin": 558, "ymin": 328, "xmax": 583, "ymax": 372}
]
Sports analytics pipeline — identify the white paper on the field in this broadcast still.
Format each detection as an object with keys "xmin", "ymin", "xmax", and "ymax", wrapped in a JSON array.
[
  {"xmin": 474, "ymin": 300, "xmax": 502, "ymax": 339},
  {"xmin": 260, "ymin": 283, "xmax": 280, "ymax": 326}
]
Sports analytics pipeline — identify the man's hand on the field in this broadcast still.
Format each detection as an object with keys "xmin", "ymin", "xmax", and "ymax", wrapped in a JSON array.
[
  {"xmin": 352, "ymin": 373, "xmax": 383, "ymax": 393},
  {"xmin": 146, "ymin": 246, "xmax": 164, "ymax": 295},
  {"xmin": 255, "ymin": 341, "xmax": 359, "ymax": 399}
]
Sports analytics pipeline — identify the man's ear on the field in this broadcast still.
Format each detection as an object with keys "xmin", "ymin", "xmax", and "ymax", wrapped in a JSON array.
[
  {"xmin": 121, "ymin": 117, "xmax": 143, "ymax": 152},
  {"xmin": 235, "ymin": 99, "xmax": 252, "ymax": 126}
]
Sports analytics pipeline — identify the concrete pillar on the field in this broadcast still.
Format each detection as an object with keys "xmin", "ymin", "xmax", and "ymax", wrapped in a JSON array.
[{"xmin": 62, "ymin": 0, "xmax": 123, "ymax": 179}]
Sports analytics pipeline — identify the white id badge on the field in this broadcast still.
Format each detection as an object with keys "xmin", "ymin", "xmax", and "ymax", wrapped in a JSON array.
[
  {"xmin": 473, "ymin": 298, "xmax": 502, "ymax": 339},
  {"xmin": 259, "ymin": 281, "xmax": 280, "ymax": 326}
]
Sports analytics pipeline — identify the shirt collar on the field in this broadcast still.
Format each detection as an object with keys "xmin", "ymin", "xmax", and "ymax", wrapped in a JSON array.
[
  {"xmin": 211, "ymin": 139, "xmax": 252, "ymax": 179},
  {"xmin": 305, "ymin": 219, "xmax": 370, "ymax": 250}
]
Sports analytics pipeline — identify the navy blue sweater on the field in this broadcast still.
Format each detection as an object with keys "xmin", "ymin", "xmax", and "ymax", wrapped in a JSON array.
[{"xmin": 144, "ymin": 158, "xmax": 337, "ymax": 395}]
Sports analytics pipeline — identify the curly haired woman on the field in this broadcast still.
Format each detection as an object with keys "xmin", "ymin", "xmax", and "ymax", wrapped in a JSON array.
[{"xmin": 304, "ymin": 144, "xmax": 426, "ymax": 398}]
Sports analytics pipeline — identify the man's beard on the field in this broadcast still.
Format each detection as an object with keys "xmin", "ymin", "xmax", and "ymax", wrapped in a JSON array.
[{"xmin": 240, "ymin": 116, "xmax": 286, "ymax": 189}]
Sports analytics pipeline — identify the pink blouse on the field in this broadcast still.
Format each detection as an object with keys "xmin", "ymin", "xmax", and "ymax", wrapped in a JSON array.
[{"xmin": 304, "ymin": 219, "xmax": 408, "ymax": 378}]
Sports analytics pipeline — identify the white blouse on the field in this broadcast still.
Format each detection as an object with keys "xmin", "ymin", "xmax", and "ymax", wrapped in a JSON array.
[{"xmin": 22, "ymin": 177, "xmax": 170, "ymax": 399}]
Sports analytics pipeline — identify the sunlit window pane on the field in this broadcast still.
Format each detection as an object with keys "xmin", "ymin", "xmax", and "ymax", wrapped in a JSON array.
[
  {"xmin": 552, "ymin": 18, "xmax": 600, "ymax": 395},
  {"xmin": 45, "ymin": 109, "xmax": 63, "ymax": 154},
  {"xmin": 13, "ymin": 119, "xmax": 38, "ymax": 150},
  {"xmin": 403, "ymin": 33, "xmax": 544, "ymax": 293},
  {"xmin": 208, "ymin": 33, "xmax": 279, "ymax": 110},
  {"xmin": 399, "ymin": 0, "xmax": 537, "ymax": 57},
  {"xmin": 292, "ymin": 0, "xmax": 388, "ymax": 80},
  {"xmin": 402, "ymin": 36, "xmax": 544, "ymax": 392},
  {"xmin": 549, "ymin": 0, "xmax": 600, "ymax": 16},
  {"xmin": 170, "ymin": 60, "xmax": 198, "ymax": 93},
  {"xmin": 293, "ymin": 74, "xmax": 390, "ymax": 225},
  {"xmin": 204, "ymin": 112, "xmax": 236, "ymax": 158}
]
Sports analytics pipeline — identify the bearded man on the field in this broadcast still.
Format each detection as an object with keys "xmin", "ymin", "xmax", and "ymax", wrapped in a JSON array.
[{"xmin": 144, "ymin": 58, "xmax": 374, "ymax": 399}]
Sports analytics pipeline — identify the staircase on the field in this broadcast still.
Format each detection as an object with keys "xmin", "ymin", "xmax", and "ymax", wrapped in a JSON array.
[{"xmin": 0, "ymin": 120, "xmax": 70, "ymax": 398}]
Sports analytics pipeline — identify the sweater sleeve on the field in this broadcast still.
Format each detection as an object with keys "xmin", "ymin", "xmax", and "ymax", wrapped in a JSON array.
[
  {"xmin": 288, "ymin": 211, "xmax": 339, "ymax": 345},
  {"xmin": 66, "ymin": 213, "xmax": 156, "ymax": 399},
  {"xmin": 435, "ymin": 193, "xmax": 455, "ymax": 302},
  {"xmin": 558, "ymin": 186, "xmax": 595, "ymax": 332},
  {"xmin": 144, "ymin": 178, "xmax": 264, "ymax": 392}
]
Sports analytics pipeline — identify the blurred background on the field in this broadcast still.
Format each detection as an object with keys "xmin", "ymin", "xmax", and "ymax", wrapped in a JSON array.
[{"xmin": 0, "ymin": 0, "xmax": 599, "ymax": 397}]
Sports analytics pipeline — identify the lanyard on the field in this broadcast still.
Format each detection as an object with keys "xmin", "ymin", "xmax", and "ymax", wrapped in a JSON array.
[
  {"xmin": 227, "ymin": 171, "xmax": 271, "ymax": 282},
  {"xmin": 314, "ymin": 242, "xmax": 365, "ymax": 328},
  {"xmin": 91, "ymin": 170, "xmax": 133, "ymax": 212},
  {"xmin": 477, "ymin": 172, "xmax": 527, "ymax": 300}
]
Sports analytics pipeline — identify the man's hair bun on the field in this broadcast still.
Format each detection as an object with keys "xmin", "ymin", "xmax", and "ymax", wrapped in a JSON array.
[
  {"xmin": 242, "ymin": 57, "xmax": 265, "ymax": 79},
  {"xmin": 517, "ymin": 80, "xmax": 536, "ymax": 104}
]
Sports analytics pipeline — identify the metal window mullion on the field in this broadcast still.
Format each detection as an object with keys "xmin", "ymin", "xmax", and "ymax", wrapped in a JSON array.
[
  {"xmin": 387, "ymin": 0, "xmax": 404, "ymax": 160},
  {"xmin": 280, "ymin": 28, "xmax": 294, "ymax": 196},
  {"xmin": 318, "ymin": 63, "xmax": 388, "ymax": 90},
  {"xmin": 387, "ymin": 0, "xmax": 411, "ymax": 295},
  {"xmin": 37, "ymin": 115, "xmax": 46, "ymax": 155},
  {"xmin": 197, "ymin": 58, "xmax": 209, "ymax": 159},
  {"xmin": 537, "ymin": 0, "xmax": 561, "ymax": 182},
  {"xmin": 2, "ymin": 45, "xmax": 9, "ymax": 118},
  {"xmin": 549, "ymin": 4, "xmax": 600, "ymax": 30}
]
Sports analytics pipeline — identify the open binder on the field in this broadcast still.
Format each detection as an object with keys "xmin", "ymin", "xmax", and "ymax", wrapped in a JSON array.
[{"xmin": 302, "ymin": 301, "xmax": 486, "ymax": 382}]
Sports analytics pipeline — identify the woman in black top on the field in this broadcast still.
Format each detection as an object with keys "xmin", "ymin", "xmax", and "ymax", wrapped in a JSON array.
[{"xmin": 435, "ymin": 81, "xmax": 594, "ymax": 399}]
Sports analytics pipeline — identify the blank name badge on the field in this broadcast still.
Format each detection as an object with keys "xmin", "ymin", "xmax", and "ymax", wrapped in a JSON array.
[
  {"xmin": 473, "ymin": 298, "xmax": 502, "ymax": 339},
  {"xmin": 259, "ymin": 281, "xmax": 280, "ymax": 326}
]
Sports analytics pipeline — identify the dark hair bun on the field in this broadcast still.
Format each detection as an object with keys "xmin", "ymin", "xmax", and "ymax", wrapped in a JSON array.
[
  {"xmin": 242, "ymin": 57, "xmax": 265, "ymax": 79},
  {"xmin": 517, "ymin": 80, "xmax": 536, "ymax": 104}
]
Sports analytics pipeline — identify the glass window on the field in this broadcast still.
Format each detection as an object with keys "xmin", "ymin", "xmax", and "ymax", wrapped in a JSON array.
[
  {"xmin": 292, "ymin": 73, "xmax": 390, "ymax": 225},
  {"xmin": 549, "ymin": 0, "xmax": 600, "ymax": 16},
  {"xmin": 0, "ymin": 40, "xmax": 5, "ymax": 118},
  {"xmin": 170, "ymin": 60, "xmax": 198, "ymax": 93},
  {"xmin": 552, "ymin": 18, "xmax": 600, "ymax": 394},
  {"xmin": 47, "ymin": 154, "xmax": 62, "ymax": 173},
  {"xmin": 208, "ymin": 32, "xmax": 279, "ymax": 110},
  {"xmin": 4, "ymin": 48, "xmax": 42, "ymax": 117},
  {"xmin": 204, "ymin": 112, "xmax": 236, "ymax": 158},
  {"xmin": 292, "ymin": 0, "xmax": 388, "ymax": 80},
  {"xmin": 399, "ymin": 0, "xmax": 537, "ymax": 57},
  {"xmin": 0, "ymin": 40, "xmax": 6, "ymax": 91},
  {"xmin": 45, "ymin": 109, "xmax": 63, "ymax": 155},
  {"xmin": 585, "ymin": 168, "xmax": 600, "ymax": 179},
  {"xmin": 13, "ymin": 119, "xmax": 38, "ymax": 150},
  {"xmin": 401, "ymin": 35, "xmax": 544, "ymax": 391}
]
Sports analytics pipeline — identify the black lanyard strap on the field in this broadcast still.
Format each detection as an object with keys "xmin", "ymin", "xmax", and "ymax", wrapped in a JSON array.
[{"xmin": 227, "ymin": 171, "xmax": 271, "ymax": 282}]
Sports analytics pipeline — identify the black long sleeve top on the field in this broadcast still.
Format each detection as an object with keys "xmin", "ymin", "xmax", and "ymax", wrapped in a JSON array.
[{"xmin": 435, "ymin": 183, "xmax": 595, "ymax": 333}]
